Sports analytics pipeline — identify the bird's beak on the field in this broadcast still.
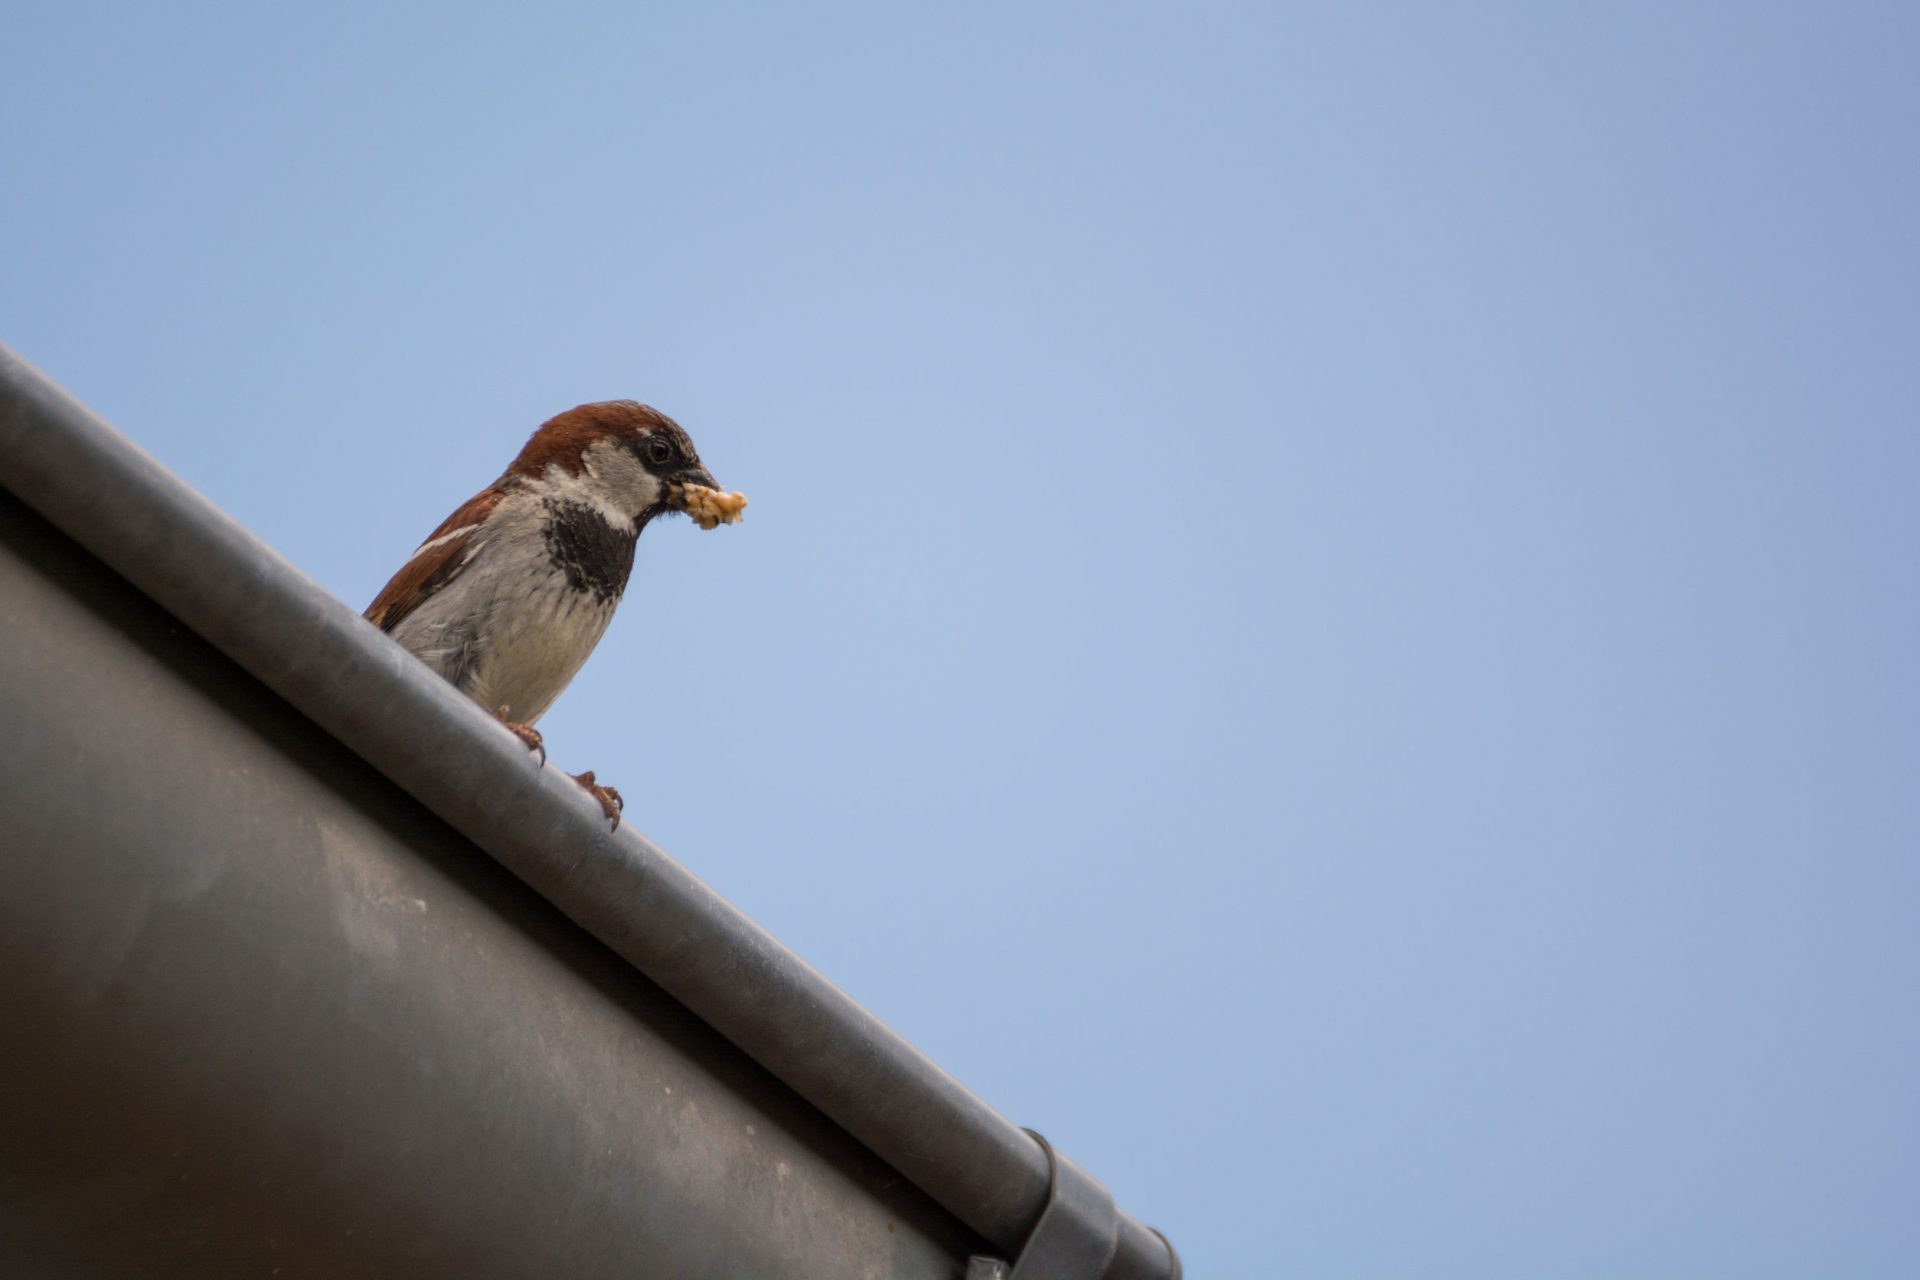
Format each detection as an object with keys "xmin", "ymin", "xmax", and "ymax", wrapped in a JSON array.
[{"xmin": 668, "ymin": 466, "xmax": 720, "ymax": 511}]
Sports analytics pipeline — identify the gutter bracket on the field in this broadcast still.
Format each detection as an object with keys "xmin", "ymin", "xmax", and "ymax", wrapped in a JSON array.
[{"xmin": 999, "ymin": 1128, "xmax": 1122, "ymax": 1280}]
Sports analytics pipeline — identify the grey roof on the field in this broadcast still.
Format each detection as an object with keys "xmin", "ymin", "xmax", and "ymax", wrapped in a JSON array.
[{"xmin": 0, "ymin": 343, "xmax": 1179, "ymax": 1279}]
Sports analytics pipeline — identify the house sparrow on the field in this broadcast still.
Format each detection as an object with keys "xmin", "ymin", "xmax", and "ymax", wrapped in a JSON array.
[{"xmin": 365, "ymin": 400, "xmax": 742, "ymax": 824}]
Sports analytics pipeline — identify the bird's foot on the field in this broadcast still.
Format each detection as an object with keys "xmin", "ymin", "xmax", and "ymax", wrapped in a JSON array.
[
  {"xmin": 572, "ymin": 770, "xmax": 624, "ymax": 829},
  {"xmin": 494, "ymin": 706, "xmax": 545, "ymax": 766}
]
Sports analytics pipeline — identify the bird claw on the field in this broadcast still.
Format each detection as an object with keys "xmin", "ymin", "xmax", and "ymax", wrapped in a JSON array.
[
  {"xmin": 487, "ymin": 709, "xmax": 618, "ymax": 828},
  {"xmin": 572, "ymin": 770, "xmax": 624, "ymax": 829},
  {"xmin": 494, "ymin": 706, "xmax": 545, "ymax": 766}
]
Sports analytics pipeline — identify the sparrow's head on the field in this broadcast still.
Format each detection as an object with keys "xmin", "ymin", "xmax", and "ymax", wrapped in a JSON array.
[{"xmin": 506, "ymin": 400, "xmax": 722, "ymax": 524}]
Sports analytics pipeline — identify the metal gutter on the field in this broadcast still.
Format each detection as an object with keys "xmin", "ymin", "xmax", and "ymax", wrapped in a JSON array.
[{"xmin": 0, "ymin": 345, "xmax": 1179, "ymax": 1280}]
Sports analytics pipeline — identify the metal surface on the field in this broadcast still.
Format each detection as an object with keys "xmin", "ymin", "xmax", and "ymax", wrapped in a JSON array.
[
  {"xmin": 0, "ymin": 345, "xmax": 1181, "ymax": 1278},
  {"xmin": 0, "ymin": 492, "xmax": 978, "ymax": 1277},
  {"xmin": 1010, "ymin": 1130, "xmax": 1122, "ymax": 1280}
]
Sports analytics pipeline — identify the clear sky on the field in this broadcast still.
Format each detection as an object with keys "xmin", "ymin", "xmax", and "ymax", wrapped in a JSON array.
[{"xmin": 7, "ymin": 4, "xmax": 1917, "ymax": 1276}]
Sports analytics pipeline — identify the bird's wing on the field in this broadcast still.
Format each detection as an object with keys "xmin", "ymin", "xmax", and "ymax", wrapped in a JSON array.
[{"xmin": 364, "ymin": 488, "xmax": 504, "ymax": 633}]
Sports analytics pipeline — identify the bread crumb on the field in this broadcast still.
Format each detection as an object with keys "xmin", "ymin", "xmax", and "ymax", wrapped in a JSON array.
[{"xmin": 682, "ymin": 485, "xmax": 749, "ymax": 530}]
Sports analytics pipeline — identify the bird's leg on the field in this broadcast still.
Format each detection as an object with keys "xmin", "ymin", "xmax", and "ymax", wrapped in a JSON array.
[
  {"xmin": 572, "ymin": 770, "xmax": 625, "ymax": 829},
  {"xmin": 488, "ymin": 705, "xmax": 618, "ymax": 827},
  {"xmin": 494, "ymin": 705, "xmax": 545, "ymax": 766}
]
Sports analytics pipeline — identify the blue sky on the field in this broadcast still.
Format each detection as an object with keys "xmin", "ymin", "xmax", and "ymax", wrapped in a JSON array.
[{"xmin": 7, "ymin": 3, "xmax": 1918, "ymax": 1276}]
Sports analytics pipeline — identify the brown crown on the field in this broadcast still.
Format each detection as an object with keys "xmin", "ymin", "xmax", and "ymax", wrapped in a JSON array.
[{"xmin": 504, "ymin": 400, "xmax": 682, "ymax": 478}]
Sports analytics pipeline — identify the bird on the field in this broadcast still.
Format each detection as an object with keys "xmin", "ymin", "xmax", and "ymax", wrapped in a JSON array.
[{"xmin": 364, "ymin": 400, "xmax": 744, "ymax": 825}]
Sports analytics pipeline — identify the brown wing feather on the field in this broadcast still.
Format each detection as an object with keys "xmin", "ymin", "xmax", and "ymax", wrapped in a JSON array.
[{"xmin": 364, "ymin": 488, "xmax": 504, "ymax": 633}]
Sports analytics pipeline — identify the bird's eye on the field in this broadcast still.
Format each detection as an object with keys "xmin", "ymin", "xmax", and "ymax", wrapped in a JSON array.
[{"xmin": 644, "ymin": 436, "xmax": 674, "ymax": 466}]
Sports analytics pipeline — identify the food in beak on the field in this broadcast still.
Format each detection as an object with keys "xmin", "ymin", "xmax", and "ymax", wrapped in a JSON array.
[{"xmin": 681, "ymin": 484, "xmax": 749, "ymax": 530}]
